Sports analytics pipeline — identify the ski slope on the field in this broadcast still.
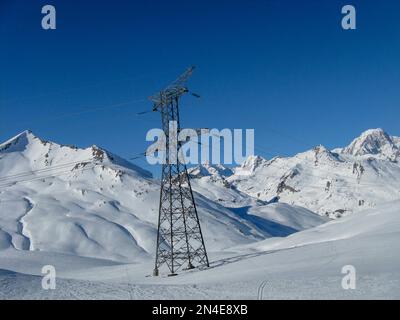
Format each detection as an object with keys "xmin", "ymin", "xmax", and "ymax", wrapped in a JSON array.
[{"xmin": 0, "ymin": 200, "xmax": 399, "ymax": 299}]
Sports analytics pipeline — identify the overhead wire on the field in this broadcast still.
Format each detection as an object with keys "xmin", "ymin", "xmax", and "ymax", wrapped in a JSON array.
[
  {"xmin": 0, "ymin": 158, "xmax": 94, "ymax": 183},
  {"xmin": 0, "ymin": 163, "xmax": 98, "ymax": 190},
  {"xmin": 0, "ymin": 71, "xmax": 397, "ymax": 191},
  {"xmin": 0, "ymin": 71, "xmax": 165, "ymax": 105}
]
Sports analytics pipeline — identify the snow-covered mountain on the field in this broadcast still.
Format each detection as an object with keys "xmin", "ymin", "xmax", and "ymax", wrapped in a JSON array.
[
  {"xmin": 393, "ymin": 136, "xmax": 400, "ymax": 149},
  {"xmin": 0, "ymin": 131, "xmax": 325, "ymax": 263},
  {"xmin": 190, "ymin": 129, "xmax": 400, "ymax": 218},
  {"xmin": 0, "ymin": 129, "xmax": 399, "ymax": 299},
  {"xmin": 337, "ymin": 128, "xmax": 400, "ymax": 160}
]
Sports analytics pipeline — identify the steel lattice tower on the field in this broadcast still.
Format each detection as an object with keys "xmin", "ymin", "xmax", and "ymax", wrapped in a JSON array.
[{"xmin": 150, "ymin": 66, "xmax": 209, "ymax": 276}]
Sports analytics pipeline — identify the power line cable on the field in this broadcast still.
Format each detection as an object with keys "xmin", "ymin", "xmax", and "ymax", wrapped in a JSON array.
[
  {"xmin": 0, "ymin": 158, "xmax": 94, "ymax": 183},
  {"xmin": 0, "ymin": 164, "xmax": 98, "ymax": 190},
  {"xmin": 0, "ymin": 71, "xmax": 163, "ymax": 105}
]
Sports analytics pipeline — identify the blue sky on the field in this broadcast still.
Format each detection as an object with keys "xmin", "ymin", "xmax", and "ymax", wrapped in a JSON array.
[{"xmin": 1, "ymin": 0, "xmax": 399, "ymax": 172}]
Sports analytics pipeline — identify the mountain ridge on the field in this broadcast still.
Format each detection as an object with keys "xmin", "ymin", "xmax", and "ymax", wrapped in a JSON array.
[
  {"xmin": 190, "ymin": 128, "xmax": 400, "ymax": 218},
  {"xmin": 0, "ymin": 130, "xmax": 326, "ymax": 262}
]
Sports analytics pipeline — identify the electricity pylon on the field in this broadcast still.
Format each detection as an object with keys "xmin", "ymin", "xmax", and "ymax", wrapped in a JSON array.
[{"xmin": 150, "ymin": 66, "xmax": 209, "ymax": 276}]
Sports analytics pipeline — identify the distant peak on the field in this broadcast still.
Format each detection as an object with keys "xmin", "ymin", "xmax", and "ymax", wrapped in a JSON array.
[
  {"xmin": 90, "ymin": 145, "xmax": 112, "ymax": 162},
  {"xmin": 0, "ymin": 130, "xmax": 37, "ymax": 152},
  {"xmin": 358, "ymin": 128, "xmax": 388, "ymax": 139},
  {"xmin": 234, "ymin": 155, "xmax": 267, "ymax": 175},
  {"xmin": 189, "ymin": 163, "xmax": 233, "ymax": 178},
  {"xmin": 342, "ymin": 128, "xmax": 397, "ymax": 157},
  {"xmin": 241, "ymin": 155, "xmax": 266, "ymax": 168},
  {"xmin": 314, "ymin": 144, "xmax": 329, "ymax": 153},
  {"xmin": 14, "ymin": 129, "xmax": 33, "ymax": 139}
]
